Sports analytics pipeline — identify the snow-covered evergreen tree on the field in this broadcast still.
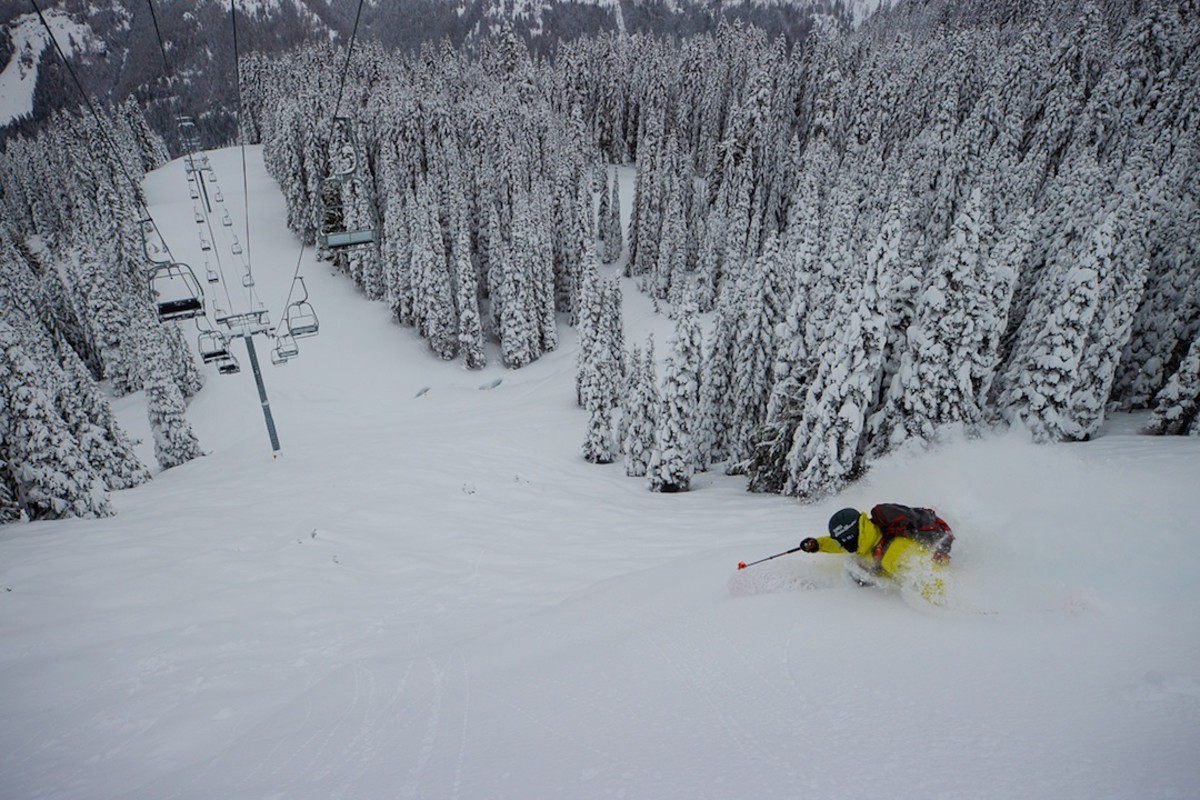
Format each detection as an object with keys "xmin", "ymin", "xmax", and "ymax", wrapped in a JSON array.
[
  {"xmin": 648, "ymin": 303, "xmax": 702, "ymax": 492},
  {"xmin": 695, "ymin": 294, "xmax": 739, "ymax": 470},
  {"xmin": 499, "ymin": 217, "xmax": 538, "ymax": 369},
  {"xmin": 725, "ymin": 234, "xmax": 787, "ymax": 470},
  {"xmin": 580, "ymin": 273, "xmax": 625, "ymax": 465},
  {"xmin": 597, "ymin": 167, "xmax": 612, "ymax": 255},
  {"xmin": 874, "ymin": 187, "xmax": 990, "ymax": 450},
  {"xmin": 1063, "ymin": 215, "xmax": 1149, "ymax": 439},
  {"xmin": 747, "ymin": 272, "xmax": 815, "ymax": 494},
  {"xmin": 1002, "ymin": 265, "xmax": 1100, "ymax": 443},
  {"xmin": 603, "ymin": 172, "xmax": 623, "ymax": 265},
  {"xmin": 56, "ymin": 338, "xmax": 151, "ymax": 491},
  {"xmin": 1145, "ymin": 334, "xmax": 1200, "ymax": 436},
  {"xmin": 784, "ymin": 273, "xmax": 887, "ymax": 501},
  {"xmin": 454, "ymin": 222, "xmax": 486, "ymax": 370},
  {"xmin": 145, "ymin": 358, "xmax": 205, "ymax": 471},
  {"xmin": 0, "ymin": 323, "xmax": 113, "ymax": 520},
  {"xmin": 0, "ymin": 462, "xmax": 21, "ymax": 524},
  {"xmin": 623, "ymin": 338, "xmax": 659, "ymax": 479}
]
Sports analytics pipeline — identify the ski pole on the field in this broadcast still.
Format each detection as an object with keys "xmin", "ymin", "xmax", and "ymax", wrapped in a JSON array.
[{"xmin": 737, "ymin": 545, "xmax": 805, "ymax": 570}]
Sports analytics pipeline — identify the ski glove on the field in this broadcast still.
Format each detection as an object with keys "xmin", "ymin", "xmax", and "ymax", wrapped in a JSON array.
[{"xmin": 800, "ymin": 538, "xmax": 819, "ymax": 553}]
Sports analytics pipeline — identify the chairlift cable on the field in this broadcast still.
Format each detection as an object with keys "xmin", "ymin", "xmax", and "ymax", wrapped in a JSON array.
[
  {"xmin": 202, "ymin": 202, "xmax": 239, "ymax": 315},
  {"xmin": 27, "ymin": 0, "xmax": 176, "ymax": 265},
  {"xmin": 144, "ymin": 0, "xmax": 171, "ymax": 77},
  {"xmin": 277, "ymin": 0, "xmax": 368, "ymax": 318},
  {"xmin": 229, "ymin": 0, "xmax": 256, "ymax": 295},
  {"xmin": 146, "ymin": 0, "xmax": 238, "ymax": 313}
]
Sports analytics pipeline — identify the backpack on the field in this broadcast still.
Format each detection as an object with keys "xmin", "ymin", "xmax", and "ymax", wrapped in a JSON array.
[{"xmin": 869, "ymin": 503, "xmax": 955, "ymax": 565}]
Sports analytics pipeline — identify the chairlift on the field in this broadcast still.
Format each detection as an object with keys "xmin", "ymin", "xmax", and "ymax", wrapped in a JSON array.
[
  {"xmin": 189, "ymin": 185, "xmax": 199, "ymax": 200},
  {"xmin": 216, "ymin": 352, "xmax": 241, "ymax": 375},
  {"xmin": 214, "ymin": 189, "xmax": 224, "ymax": 203},
  {"xmin": 196, "ymin": 328, "xmax": 231, "ymax": 363},
  {"xmin": 205, "ymin": 262, "xmax": 219, "ymax": 283},
  {"xmin": 194, "ymin": 208, "xmax": 205, "ymax": 224},
  {"xmin": 207, "ymin": 171, "xmax": 217, "ymax": 183},
  {"xmin": 148, "ymin": 262, "xmax": 204, "ymax": 322},
  {"xmin": 316, "ymin": 116, "xmax": 377, "ymax": 251},
  {"xmin": 215, "ymin": 309, "xmax": 269, "ymax": 330},
  {"xmin": 177, "ymin": 115, "xmax": 200, "ymax": 143},
  {"xmin": 271, "ymin": 334, "xmax": 299, "ymax": 366},
  {"xmin": 231, "ymin": 236, "xmax": 243, "ymax": 255},
  {"xmin": 242, "ymin": 272, "xmax": 254, "ymax": 288},
  {"xmin": 222, "ymin": 211, "xmax": 232, "ymax": 227},
  {"xmin": 139, "ymin": 217, "xmax": 169, "ymax": 264},
  {"xmin": 200, "ymin": 235, "xmax": 212, "ymax": 252},
  {"xmin": 283, "ymin": 277, "xmax": 319, "ymax": 338}
]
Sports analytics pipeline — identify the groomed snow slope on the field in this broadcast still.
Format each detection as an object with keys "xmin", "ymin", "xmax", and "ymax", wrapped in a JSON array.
[{"xmin": 0, "ymin": 148, "xmax": 1197, "ymax": 800}]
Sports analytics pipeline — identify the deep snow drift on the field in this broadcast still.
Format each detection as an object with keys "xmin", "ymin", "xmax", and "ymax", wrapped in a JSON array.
[{"xmin": 1, "ymin": 148, "xmax": 1197, "ymax": 800}]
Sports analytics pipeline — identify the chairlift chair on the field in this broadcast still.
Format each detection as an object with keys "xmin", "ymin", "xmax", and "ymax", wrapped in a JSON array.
[
  {"xmin": 317, "ymin": 176, "xmax": 376, "ymax": 249},
  {"xmin": 271, "ymin": 334, "xmax": 299, "ymax": 366},
  {"xmin": 205, "ymin": 262, "xmax": 219, "ymax": 283},
  {"xmin": 231, "ymin": 236, "xmax": 243, "ymax": 255},
  {"xmin": 242, "ymin": 272, "xmax": 254, "ymax": 288},
  {"xmin": 216, "ymin": 352, "xmax": 241, "ymax": 375},
  {"xmin": 200, "ymin": 234, "xmax": 212, "ymax": 252},
  {"xmin": 139, "ymin": 218, "xmax": 169, "ymax": 264},
  {"xmin": 194, "ymin": 208, "xmax": 205, "ymax": 224},
  {"xmin": 149, "ymin": 262, "xmax": 204, "ymax": 322},
  {"xmin": 177, "ymin": 115, "xmax": 200, "ymax": 144},
  {"xmin": 283, "ymin": 277, "xmax": 319, "ymax": 338},
  {"xmin": 222, "ymin": 211, "xmax": 232, "ymax": 227},
  {"xmin": 214, "ymin": 189, "xmax": 224, "ymax": 203},
  {"xmin": 197, "ymin": 328, "xmax": 231, "ymax": 363},
  {"xmin": 286, "ymin": 305, "xmax": 318, "ymax": 338},
  {"xmin": 316, "ymin": 117, "xmax": 377, "ymax": 251},
  {"xmin": 189, "ymin": 185, "xmax": 199, "ymax": 200}
]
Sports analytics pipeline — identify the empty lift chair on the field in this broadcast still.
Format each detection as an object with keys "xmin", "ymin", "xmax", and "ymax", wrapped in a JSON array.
[
  {"xmin": 149, "ymin": 263, "xmax": 204, "ymax": 322},
  {"xmin": 283, "ymin": 277, "xmax": 319, "ymax": 338},
  {"xmin": 196, "ymin": 327, "xmax": 231, "ymax": 363},
  {"xmin": 139, "ymin": 217, "xmax": 168, "ymax": 263},
  {"xmin": 317, "ymin": 117, "xmax": 376, "ymax": 250},
  {"xmin": 216, "ymin": 352, "xmax": 241, "ymax": 375},
  {"xmin": 271, "ymin": 334, "xmax": 299, "ymax": 366}
]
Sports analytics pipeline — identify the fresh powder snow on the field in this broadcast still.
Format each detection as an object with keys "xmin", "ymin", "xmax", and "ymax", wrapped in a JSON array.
[{"xmin": 0, "ymin": 147, "xmax": 1197, "ymax": 799}]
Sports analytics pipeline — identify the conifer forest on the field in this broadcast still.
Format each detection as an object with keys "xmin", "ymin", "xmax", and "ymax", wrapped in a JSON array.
[{"xmin": 1, "ymin": 0, "xmax": 1197, "ymax": 522}]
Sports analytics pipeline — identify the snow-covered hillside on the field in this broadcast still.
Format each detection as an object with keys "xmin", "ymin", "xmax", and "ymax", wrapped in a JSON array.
[
  {"xmin": 0, "ymin": 6, "xmax": 106, "ymax": 126},
  {"xmin": 0, "ymin": 147, "xmax": 1197, "ymax": 799}
]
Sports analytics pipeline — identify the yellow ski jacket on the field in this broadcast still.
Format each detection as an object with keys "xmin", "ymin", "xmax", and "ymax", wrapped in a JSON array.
[{"xmin": 813, "ymin": 512, "xmax": 946, "ymax": 601}]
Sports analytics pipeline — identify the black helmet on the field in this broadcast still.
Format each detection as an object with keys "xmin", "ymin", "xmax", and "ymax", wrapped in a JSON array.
[{"xmin": 828, "ymin": 508, "xmax": 860, "ymax": 552}]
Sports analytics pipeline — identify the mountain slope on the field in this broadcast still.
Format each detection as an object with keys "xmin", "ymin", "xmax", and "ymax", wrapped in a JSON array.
[{"xmin": 0, "ymin": 145, "xmax": 1196, "ymax": 800}]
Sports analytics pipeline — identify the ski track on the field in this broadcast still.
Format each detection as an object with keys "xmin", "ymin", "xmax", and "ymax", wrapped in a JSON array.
[
  {"xmin": 647, "ymin": 617, "xmax": 791, "ymax": 795},
  {"xmin": 451, "ymin": 653, "xmax": 471, "ymax": 800}
]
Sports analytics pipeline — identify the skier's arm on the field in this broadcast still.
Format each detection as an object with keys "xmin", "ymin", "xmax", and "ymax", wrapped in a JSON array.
[{"xmin": 801, "ymin": 537, "xmax": 848, "ymax": 554}]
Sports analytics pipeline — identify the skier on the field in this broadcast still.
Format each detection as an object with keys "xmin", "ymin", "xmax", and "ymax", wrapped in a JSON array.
[{"xmin": 799, "ymin": 505, "xmax": 954, "ymax": 602}]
